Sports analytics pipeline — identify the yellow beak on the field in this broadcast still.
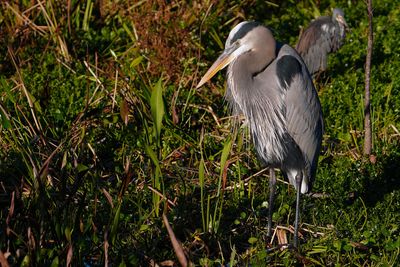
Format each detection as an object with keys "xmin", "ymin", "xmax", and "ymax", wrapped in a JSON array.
[
  {"xmin": 196, "ymin": 50, "xmax": 236, "ymax": 88},
  {"xmin": 337, "ymin": 14, "xmax": 349, "ymax": 29}
]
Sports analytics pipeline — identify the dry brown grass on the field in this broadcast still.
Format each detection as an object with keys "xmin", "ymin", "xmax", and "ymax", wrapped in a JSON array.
[{"xmin": 128, "ymin": 0, "xmax": 204, "ymax": 82}]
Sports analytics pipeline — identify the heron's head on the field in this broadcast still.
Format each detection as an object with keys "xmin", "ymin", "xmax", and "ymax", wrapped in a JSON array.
[
  {"xmin": 333, "ymin": 8, "xmax": 349, "ymax": 30},
  {"xmin": 197, "ymin": 21, "xmax": 275, "ymax": 88}
]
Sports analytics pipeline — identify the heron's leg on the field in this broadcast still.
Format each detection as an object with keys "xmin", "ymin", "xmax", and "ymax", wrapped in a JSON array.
[
  {"xmin": 293, "ymin": 172, "xmax": 303, "ymax": 248},
  {"xmin": 267, "ymin": 168, "xmax": 276, "ymax": 237}
]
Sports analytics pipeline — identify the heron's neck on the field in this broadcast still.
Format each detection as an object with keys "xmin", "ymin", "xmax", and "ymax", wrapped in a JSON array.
[{"xmin": 227, "ymin": 44, "xmax": 275, "ymax": 109}]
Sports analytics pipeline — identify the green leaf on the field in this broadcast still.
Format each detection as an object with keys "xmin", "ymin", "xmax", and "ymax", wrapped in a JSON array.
[
  {"xmin": 0, "ymin": 78, "xmax": 15, "ymax": 103},
  {"xmin": 130, "ymin": 56, "xmax": 143, "ymax": 68},
  {"xmin": 122, "ymin": 22, "xmax": 136, "ymax": 42},
  {"xmin": 110, "ymin": 49, "xmax": 118, "ymax": 60},
  {"xmin": 0, "ymin": 109, "xmax": 11, "ymax": 129},
  {"xmin": 145, "ymin": 145, "xmax": 162, "ymax": 216},
  {"xmin": 150, "ymin": 78, "xmax": 165, "ymax": 145},
  {"xmin": 77, "ymin": 163, "xmax": 89, "ymax": 173},
  {"xmin": 64, "ymin": 226, "xmax": 72, "ymax": 242},
  {"xmin": 111, "ymin": 201, "xmax": 122, "ymax": 244},
  {"xmin": 83, "ymin": 0, "xmax": 93, "ymax": 31},
  {"xmin": 145, "ymin": 145, "xmax": 160, "ymax": 170},
  {"xmin": 50, "ymin": 256, "xmax": 59, "ymax": 267},
  {"xmin": 248, "ymin": 237, "xmax": 258, "ymax": 244},
  {"xmin": 209, "ymin": 27, "xmax": 224, "ymax": 50},
  {"xmin": 21, "ymin": 255, "xmax": 30, "ymax": 267},
  {"xmin": 219, "ymin": 137, "xmax": 232, "ymax": 177},
  {"xmin": 139, "ymin": 224, "xmax": 149, "ymax": 232}
]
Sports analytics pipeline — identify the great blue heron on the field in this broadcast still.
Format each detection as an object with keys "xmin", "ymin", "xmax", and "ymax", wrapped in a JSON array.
[
  {"xmin": 197, "ymin": 21, "xmax": 323, "ymax": 248},
  {"xmin": 296, "ymin": 8, "xmax": 348, "ymax": 76}
]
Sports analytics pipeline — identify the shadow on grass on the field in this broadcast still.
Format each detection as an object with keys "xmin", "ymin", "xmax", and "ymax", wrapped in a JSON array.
[
  {"xmin": 170, "ymin": 183, "xmax": 265, "ymax": 260},
  {"xmin": 362, "ymin": 150, "xmax": 400, "ymax": 206}
]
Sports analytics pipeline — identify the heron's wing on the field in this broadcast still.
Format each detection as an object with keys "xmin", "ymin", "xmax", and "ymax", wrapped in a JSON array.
[
  {"xmin": 276, "ymin": 45, "xmax": 323, "ymax": 180},
  {"xmin": 295, "ymin": 16, "xmax": 335, "ymax": 74}
]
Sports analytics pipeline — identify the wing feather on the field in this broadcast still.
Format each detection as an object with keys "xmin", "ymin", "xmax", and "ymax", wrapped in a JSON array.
[{"xmin": 277, "ymin": 46, "xmax": 323, "ymax": 182}]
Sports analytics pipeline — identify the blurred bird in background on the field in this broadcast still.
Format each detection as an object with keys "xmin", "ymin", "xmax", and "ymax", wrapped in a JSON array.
[{"xmin": 296, "ymin": 8, "xmax": 349, "ymax": 76}]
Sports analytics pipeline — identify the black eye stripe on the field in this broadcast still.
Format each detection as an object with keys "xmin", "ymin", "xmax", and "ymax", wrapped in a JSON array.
[{"xmin": 230, "ymin": 22, "xmax": 262, "ymax": 45}]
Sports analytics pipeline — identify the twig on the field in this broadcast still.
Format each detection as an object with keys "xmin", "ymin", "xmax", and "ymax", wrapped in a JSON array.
[
  {"xmin": 83, "ymin": 60, "xmax": 106, "ymax": 105},
  {"xmin": 224, "ymin": 168, "xmax": 271, "ymax": 191},
  {"xmin": 0, "ymin": 250, "xmax": 10, "ymax": 267},
  {"xmin": 363, "ymin": 0, "xmax": 373, "ymax": 155},
  {"xmin": 193, "ymin": 2, "xmax": 214, "ymax": 89},
  {"xmin": 5, "ymin": 2, "xmax": 47, "ymax": 36},
  {"xmin": 188, "ymin": 104, "xmax": 221, "ymax": 127},
  {"xmin": 390, "ymin": 124, "xmax": 399, "ymax": 136},
  {"xmin": 111, "ymin": 69, "xmax": 119, "ymax": 112},
  {"xmin": 8, "ymin": 47, "xmax": 43, "ymax": 137},
  {"xmin": 147, "ymin": 185, "xmax": 176, "ymax": 207},
  {"xmin": 104, "ymin": 232, "xmax": 109, "ymax": 267},
  {"xmin": 162, "ymin": 213, "xmax": 191, "ymax": 267}
]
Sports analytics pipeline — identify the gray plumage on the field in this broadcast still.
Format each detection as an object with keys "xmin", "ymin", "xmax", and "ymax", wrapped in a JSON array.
[
  {"xmin": 296, "ymin": 8, "xmax": 348, "ymax": 75},
  {"xmin": 197, "ymin": 21, "xmax": 323, "ymax": 248}
]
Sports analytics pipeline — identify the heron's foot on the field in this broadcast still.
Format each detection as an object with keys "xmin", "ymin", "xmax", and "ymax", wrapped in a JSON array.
[
  {"xmin": 266, "ymin": 227, "xmax": 272, "ymax": 239},
  {"xmin": 286, "ymin": 243, "xmax": 299, "ymax": 251},
  {"xmin": 265, "ymin": 243, "xmax": 304, "ymax": 260},
  {"xmin": 265, "ymin": 243, "xmax": 293, "ymax": 253},
  {"xmin": 263, "ymin": 232, "xmax": 273, "ymax": 248}
]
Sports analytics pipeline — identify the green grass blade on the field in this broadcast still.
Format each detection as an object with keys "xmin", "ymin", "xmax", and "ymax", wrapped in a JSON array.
[
  {"xmin": 199, "ymin": 156, "xmax": 206, "ymax": 232},
  {"xmin": 83, "ymin": 0, "xmax": 93, "ymax": 31},
  {"xmin": 150, "ymin": 78, "xmax": 165, "ymax": 146},
  {"xmin": 145, "ymin": 144, "xmax": 162, "ymax": 217},
  {"xmin": 111, "ymin": 200, "xmax": 122, "ymax": 244},
  {"xmin": 217, "ymin": 137, "xmax": 232, "ymax": 196}
]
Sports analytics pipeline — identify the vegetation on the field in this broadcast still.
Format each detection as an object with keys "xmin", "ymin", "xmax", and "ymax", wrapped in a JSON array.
[{"xmin": 0, "ymin": 0, "xmax": 399, "ymax": 265}]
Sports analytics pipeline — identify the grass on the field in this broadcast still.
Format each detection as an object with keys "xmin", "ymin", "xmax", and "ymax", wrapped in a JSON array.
[{"xmin": 1, "ymin": 0, "xmax": 400, "ymax": 266}]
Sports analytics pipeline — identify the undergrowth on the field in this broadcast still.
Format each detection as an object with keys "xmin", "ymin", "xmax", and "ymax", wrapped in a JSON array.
[{"xmin": 0, "ymin": 0, "xmax": 399, "ymax": 266}]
